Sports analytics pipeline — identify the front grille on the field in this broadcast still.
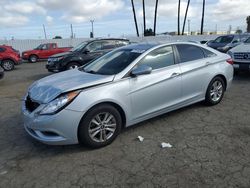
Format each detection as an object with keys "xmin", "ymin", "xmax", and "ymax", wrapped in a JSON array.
[
  {"xmin": 234, "ymin": 52, "xmax": 250, "ymax": 60},
  {"xmin": 25, "ymin": 95, "xmax": 40, "ymax": 112}
]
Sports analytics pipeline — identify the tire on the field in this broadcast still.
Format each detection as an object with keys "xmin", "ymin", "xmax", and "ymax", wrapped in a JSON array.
[
  {"xmin": 29, "ymin": 55, "xmax": 38, "ymax": 63},
  {"xmin": 66, "ymin": 62, "xmax": 80, "ymax": 70},
  {"xmin": 2, "ymin": 60, "xmax": 14, "ymax": 71},
  {"xmin": 78, "ymin": 104, "xmax": 122, "ymax": 148},
  {"xmin": 205, "ymin": 76, "xmax": 225, "ymax": 106}
]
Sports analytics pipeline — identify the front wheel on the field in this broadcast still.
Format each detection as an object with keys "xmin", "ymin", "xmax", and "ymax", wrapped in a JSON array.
[
  {"xmin": 29, "ymin": 55, "xmax": 38, "ymax": 63},
  {"xmin": 66, "ymin": 62, "xmax": 80, "ymax": 70},
  {"xmin": 205, "ymin": 77, "xmax": 225, "ymax": 106},
  {"xmin": 2, "ymin": 60, "xmax": 14, "ymax": 71},
  {"xmin": 78, "ymin": 104, "xmax": 122, "ymax": 148}
]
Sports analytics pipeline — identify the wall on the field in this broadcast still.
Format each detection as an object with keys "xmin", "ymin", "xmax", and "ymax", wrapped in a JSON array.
[{"xmin": 0, "ymin": 35, "xmax": 219, "ymax": 53}]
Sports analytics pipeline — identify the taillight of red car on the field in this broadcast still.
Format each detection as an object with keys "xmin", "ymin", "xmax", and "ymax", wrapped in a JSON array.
[{"xmin": 226, "ymin": 58, "xmax": 234, "ymax": 65}]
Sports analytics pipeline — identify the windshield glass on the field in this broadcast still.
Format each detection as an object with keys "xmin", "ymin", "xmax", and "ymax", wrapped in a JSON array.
[
  {"xmin": 214, "ymin": 36, "xmax": 234, "ymax": 43},
  {"xmin": 71, "ymin": 41, "xmax": 89, "ymax": 52},
  {"xmin": 82, "ymin": 49, "xmax": 142, "ymax": 75},
  {"xmin": 244, "ymin": 37, "xmax": 250, "ymax": 43},
  {"xmin": 34, "ymin": 44, "xmax": 43, "ymax": 50}
]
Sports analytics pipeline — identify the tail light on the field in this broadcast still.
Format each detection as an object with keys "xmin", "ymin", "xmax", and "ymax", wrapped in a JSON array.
[{"xmin": 226, "ymin": 58, "xmax": 233, "ymax": 65}]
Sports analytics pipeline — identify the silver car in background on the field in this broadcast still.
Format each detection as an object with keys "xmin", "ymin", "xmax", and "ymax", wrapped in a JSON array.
[{"xmin": 22, "ymin": 42, "xmax": 234, "ymax": 148}]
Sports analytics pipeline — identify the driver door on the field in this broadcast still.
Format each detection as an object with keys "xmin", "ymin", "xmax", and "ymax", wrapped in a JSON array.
[{"xmin": 129, "ymin": 46, "xmax": 182, "ymax": 121}]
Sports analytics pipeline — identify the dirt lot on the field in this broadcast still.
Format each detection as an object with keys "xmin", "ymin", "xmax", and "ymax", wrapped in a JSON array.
[{"xmin": 0, "ymin": 62, "xmax": 250, "ymax": 188}]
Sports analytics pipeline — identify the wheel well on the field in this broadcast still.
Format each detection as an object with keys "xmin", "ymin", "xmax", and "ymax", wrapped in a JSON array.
[
  {"xmin": 1, "ymin": 58, "xmax": 14, "ymax": 63},
  {"xmin": 80, "ymin": 102, "xmax": 127, "ymax": 129},
  {"xmin": 215, "ymin": 74, "xmax": 227, "ymax": 90},
  {"xmin": 29, "ymin": 54, "xmax": 38, "ymax": 59}
]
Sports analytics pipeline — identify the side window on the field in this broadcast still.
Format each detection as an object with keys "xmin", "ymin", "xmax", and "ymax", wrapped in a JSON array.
[
  {"xmin": 102, "ymin": 41, "xmax": 115, "ymax": 50},
  {"xmin": 138, "ymin": 46, "xmax": 175, "ymax": 70},
  {"xmin": 87, "ymin": 41, "xmax": 103, "ymax": 52},
  {"xmin": 41, "ymin": 44, "xmax": 48, "ymax": 50},
  {"xmin": 116, "ymin": 40, "xmax": 129, "ymax": 47},
  {"xmin": 202, "ymin": 48, "xmax": 217, "ymax": 58},
  {"xmin": 176, "ymin": 44, "xmax": 205, "ymax": 63},
  {"xmin": 52, "ymin": 44, "xmax": 57, "ymax": 49},
  {"xmin": 0, "ymin": 47, "xmax": 5, "ymax": 53}
]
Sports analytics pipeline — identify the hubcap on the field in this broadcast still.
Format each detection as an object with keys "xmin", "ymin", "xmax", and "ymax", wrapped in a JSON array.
[
  {"xmin": 3, "ymin": 61, "xmax": 13, "ymax": 70},
  {"xmin": 88, "ymin": 112, "xmax": 117, "ymax": 143},
  {"xmin": 31, "ymin": 56, "xmax": 37, "ymax": 62},
  {"xmin": 210, "ymin": 80, "xmax": 223, "ymax": 102}
]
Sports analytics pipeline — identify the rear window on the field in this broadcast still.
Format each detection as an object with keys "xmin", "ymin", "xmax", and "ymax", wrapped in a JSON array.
[{"xmin": 176, "ymin": 44, "xmax": 205, "ymax": 63}]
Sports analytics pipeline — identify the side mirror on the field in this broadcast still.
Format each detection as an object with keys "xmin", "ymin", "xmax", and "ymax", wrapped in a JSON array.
[{"xmin": 131, "ymin": 65, "xmax": 152, "ymax": 77}]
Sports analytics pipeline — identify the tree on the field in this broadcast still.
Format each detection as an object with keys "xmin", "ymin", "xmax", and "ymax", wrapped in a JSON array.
[
  {"xmin": 177, "ymin": 0, "xmax": 181, "ymax": 35},
  {"xmin": 200, "ymin": 0, "xmax": 205, "ymax": 35},
  {"xmin": 53, "ymin": 36, "xmax": 62, "ymax": 39},
  {"xmin": 182, "ymin": 0, "xmax": 190, "ymax": 35},
  {"xmin": 235, "ymin": 29, "xmax": 243, "ymax": 34},
  {"xmin": 131, "ymin": 0, "xmax": 139, "ymax": 37},
  {"xmin": 153, "ymin": 0, "xmax": 159, "ymax": 36},
  {"xmin": 247, "ymin": 16, "xmax": 250, "ymax": 33},
  {"xmin": 144, "ymin": 28, "xmax": 155, "ymax": 36}
]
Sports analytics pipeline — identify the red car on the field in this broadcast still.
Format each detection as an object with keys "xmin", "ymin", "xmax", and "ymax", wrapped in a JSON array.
[
  {"xmin": 0, "ymin": 45, "xmax": 21, "ymax": 71},
  {"xmin": 22, "ymin": 43, "xmax": 72, "ymax": 63}
]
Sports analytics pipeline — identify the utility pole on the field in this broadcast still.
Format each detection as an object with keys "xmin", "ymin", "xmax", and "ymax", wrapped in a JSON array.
[
  {"xmin": 90, "ymin": 20, "xmax": 94, "ymax": 38},
  {"xmin": 70, "ymin": 24, "xmax": 74, "ymax": 39},
  {"xmin": 200, "ymin": 0, "xmax": 205, "ymax": 35},
  {"xmin": 177, "ymin": 0, "xmax": 181, "ymax": 35},
  {"xmin": 188, "ymin": 19, "xmax": 191, "ymax": 35},
  {"xmin": 43, "ymin": 24, "xmax": 47, "ymax": 39}
]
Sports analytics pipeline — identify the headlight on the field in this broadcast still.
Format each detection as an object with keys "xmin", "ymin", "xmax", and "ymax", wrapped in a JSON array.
[
  {"xmin": 39, "ymin": 91, "xmax": 79, "ymax": 115},
  {"xmin": 49, "ymin": 56, "xmax": 64, "ymax": 62}
]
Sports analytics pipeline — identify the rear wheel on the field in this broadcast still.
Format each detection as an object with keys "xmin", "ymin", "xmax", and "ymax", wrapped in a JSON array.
[
  {"xmin": 78, "ymin": 104, "xmax": 122, "ymax": 148},
  {"xmin": 66, "ymin": 62, "xmax": 80, "ymax": 70},
  {"xmin": 2, "ymin": 60, "xmax": 14, "ymax": 71},
  {"xmin": 29, "ymin": 55, "xmax": 38, "ymax": 63},
  {"xmin": 205, "ymin": 76, "xmax": 225, "ymax": 106}
]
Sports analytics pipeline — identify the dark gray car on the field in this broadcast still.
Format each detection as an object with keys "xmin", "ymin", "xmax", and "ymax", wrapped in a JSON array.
[
  {"xmin": 46, "ymin": 38, "xmax": 130, "ymax": 72},
  {"xmin": 207, "ymin": 34, "xmax": 250, "ymax": 53}
]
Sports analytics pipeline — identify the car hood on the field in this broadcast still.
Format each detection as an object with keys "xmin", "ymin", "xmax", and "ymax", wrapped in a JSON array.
[
  {"xmin": 50, "ymin": 51, "xmax": 73, "ymax": 58},
  {"xmin": 230, "ymin": 43, "xmax": 250, "ymax": 53},
  {"xmin": 28, "ymin": 69, "xmax": 114, "ymax": 104}
]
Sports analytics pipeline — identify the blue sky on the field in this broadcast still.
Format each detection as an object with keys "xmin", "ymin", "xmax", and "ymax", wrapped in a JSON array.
[{"xmin": 0, "ymin": 0, "xmax": 249, "ymax": 39}]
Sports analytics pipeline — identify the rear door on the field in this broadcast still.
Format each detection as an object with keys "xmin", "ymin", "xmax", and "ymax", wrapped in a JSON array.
[
  {"xmin": 129, "ymin": 45, "xmax": 182, "ymax": 120},
  {"xmin": 175, "ymin": 44, "xmax": 215, "ymax": 102}
]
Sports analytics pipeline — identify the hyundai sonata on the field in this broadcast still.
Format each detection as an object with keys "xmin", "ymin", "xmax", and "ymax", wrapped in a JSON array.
[{"xmin": 22, "ymin": 42, "xmax": 234, "ymax": 148}]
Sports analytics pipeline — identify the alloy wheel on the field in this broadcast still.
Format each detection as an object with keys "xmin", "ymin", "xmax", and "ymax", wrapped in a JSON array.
[
  {"xmin": 88, "ymin": 112, "xmax": 117, "ymax": 143},
  {"xmin": 210, "ymin": 80, "xmax": 223, "ymax": 102},
  {"xmin": 2, "ymin": 61, "xmax": 14, "ymax": 71}
]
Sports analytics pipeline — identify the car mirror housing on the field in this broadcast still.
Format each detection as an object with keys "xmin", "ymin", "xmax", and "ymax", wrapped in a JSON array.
[
  {"xmin": 131, "ymin": 65, "xmax": 152, "ymax": 77},
  {"xmin": 83, "ymin": 49, "xmax": 90, "ymax": 54}
]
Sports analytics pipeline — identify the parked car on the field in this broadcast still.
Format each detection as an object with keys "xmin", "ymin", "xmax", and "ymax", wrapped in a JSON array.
[
  {"xmin": 207, "ymin": 34, "xmax": 250, "ymax": 53},
  {"xmin": 0, "ymin": 45, "xmax": 21, "ymax": 71},
  {"xmin": 0, "ymin": 67, "xmax": 4, "ymax": 79},
  {"xmin": 22, "ymin": 43, "xmax": 72, "ymax": 63},
  {"xmin": 46, "ymin": 38, "xmax": 130, "ymax": 72},
  {"xmin": 227, "ymin": 37, "xmax": 250, "ymax": 71},
  {"xmin": 22, "ymin": 42, "xmax": 233, "ymax": 148}
]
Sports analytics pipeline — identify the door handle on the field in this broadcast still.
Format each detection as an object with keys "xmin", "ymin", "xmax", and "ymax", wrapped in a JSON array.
[{"xmin": 170, "ymin": 72, "xmax": 180, "ymax": 78}]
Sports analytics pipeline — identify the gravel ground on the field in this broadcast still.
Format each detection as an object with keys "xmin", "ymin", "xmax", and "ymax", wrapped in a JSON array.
[{"xmin": 0, "ymin": 62, "xmax": 250, "ymax": 188}]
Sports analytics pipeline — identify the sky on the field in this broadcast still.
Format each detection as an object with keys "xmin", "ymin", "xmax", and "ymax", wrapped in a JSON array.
[{"xmin": 0, "ymin": 0, "xmax": 249, "ymax": 39}]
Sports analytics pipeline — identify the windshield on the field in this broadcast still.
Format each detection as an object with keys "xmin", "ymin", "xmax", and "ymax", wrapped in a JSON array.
[
  {"xmin": 82, "ymin": 49, "xmax": 142, "ymax": 75},
  {"xmin": 71, "ymin": 41, "xmax": 89, "ymax": 52},
  {"xmin": 244, "ymin": 37, "xmax": 250, "ymax": 43},
  {"xmin": 34, "ymin": 44, "xmax": 43, "ymax": 50},
  {"xmin": 214, "ymin": 36, "xmax": 234, "ymax": 43}
]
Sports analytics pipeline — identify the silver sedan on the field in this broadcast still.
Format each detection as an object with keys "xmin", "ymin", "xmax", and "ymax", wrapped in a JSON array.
[{"xmin": 22, "ymin": 42, "xmax": 234, "ymax": 148}]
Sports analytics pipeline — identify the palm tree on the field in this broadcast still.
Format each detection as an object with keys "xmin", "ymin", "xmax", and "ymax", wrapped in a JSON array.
[
  {"xmin": 182, "ymin": 0, "xmax": 190, "ymax": 35},
  {"xmin": 131, "ymin": 0, "xmax": 139, "ymax": 37},
  {"xmin": 153, "ymin": 0, "xmax": 159, "ymax": 36},
  {"xmin": 177, "ymin": 0, "xmax": 181, "ymax": 35},
  {"xmin": 200, "ymin": 0, "xmax": 205, "ymax": 34},
  {"xmin": 142, "ymin": 0, "xmax": 146, "ymax": 36}
]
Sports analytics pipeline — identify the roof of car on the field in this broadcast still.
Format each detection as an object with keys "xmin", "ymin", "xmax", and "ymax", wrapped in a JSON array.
[{"xmin": 121, "ymin": 43, "xmax": 159, "ymax": 51}]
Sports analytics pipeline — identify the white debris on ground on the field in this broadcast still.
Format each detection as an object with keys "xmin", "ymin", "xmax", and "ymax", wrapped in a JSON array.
[
  {"xmin": 0, "ymin": 171, "xmax": 7, "ymax": 175},
  {"xmin": 137, "ymin": 136, "xmax": 144, "ymax": 142},
  {"xmin": 161, "ymin": 142, "xmax": 172, "ymax": 148}
]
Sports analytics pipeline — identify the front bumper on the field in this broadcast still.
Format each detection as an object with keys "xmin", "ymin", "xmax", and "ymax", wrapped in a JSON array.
[
  {"xmin": 233, "ymin": 62, "xmax": 250, "ymax": 70},
  {"xmin": 22, "ymin": 101, "xmax": 85, "ymax": 145}
]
